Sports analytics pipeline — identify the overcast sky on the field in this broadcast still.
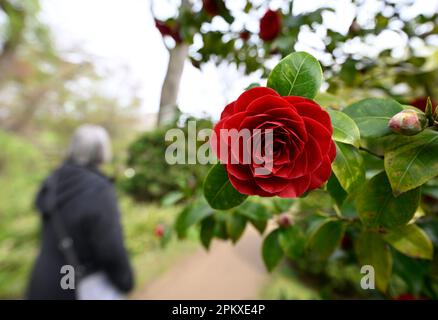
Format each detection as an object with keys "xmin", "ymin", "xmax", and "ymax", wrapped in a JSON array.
[{"xmin": 40, "ymin": 0, "xmax": 438, "ymax": 120}]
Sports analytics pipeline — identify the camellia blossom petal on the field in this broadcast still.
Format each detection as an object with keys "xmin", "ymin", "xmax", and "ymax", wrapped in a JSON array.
[{"xmin": 211, "ymin": 87, "xmax": 336, "ymax": 198}]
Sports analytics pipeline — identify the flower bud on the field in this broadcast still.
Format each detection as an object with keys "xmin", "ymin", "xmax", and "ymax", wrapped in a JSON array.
[
  {"xmin": 388, "ymin": 109, "xmax": 428, "ymax": 136},
  {"xmin": 239, "ymin": 30, "xmax": 250, "ymax": 41},
  {"xmin": 277, "ymin": 213, "xmax": 292, "ymax": 228},
  {"xmin": 348, "ymin": 20, "xmax": 361, "ymax": 35},
  {"xmin": 154, "ymin": 224, "xmax": 165, "ymax": 238}
]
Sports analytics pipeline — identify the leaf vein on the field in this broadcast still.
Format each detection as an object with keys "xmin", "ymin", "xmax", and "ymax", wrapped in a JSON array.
[
  {"xmin": 395, "ymin": 135, "xmax": 438, "ymax": 192},
  {"xmin": 287, "ymin": 55, "xmax": 308, "ymax": 96}
]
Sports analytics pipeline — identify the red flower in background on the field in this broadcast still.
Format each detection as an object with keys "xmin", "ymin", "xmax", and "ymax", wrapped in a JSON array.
[
  {"xmin": 239, "ymin": 30, "xmax": 251, "ymax": 41},
  {"xmin": 154, "ymin": 224, "xmax": 165, "ymax": 238},
  {"xmin": 154, "ymin": 19, "xmax": 182, "ymax": 44},
  {"xmin": 410, "ymin": 96, "xmax": 437, "ymax": 113},
  {"xmin": 259, "ymin": 10, "xmax": 282, "ymax": 41},
  {"xmin": 203, "ymin": 0, "xmax": 221, "ymax": 16},
  {"xmin": 211, "ymin": 87, "xmax": 336, "ymax": 198},
  {"xmin": 394, "ymin": 293, "xmax": 428, "ymax": 300},
  {"xmin": 394, "ymin": 294, "xmax": 416, "ymax": 300},
  {"xmin": 341, "ymin": 235, "xmax": 353, "ymax": 250}
]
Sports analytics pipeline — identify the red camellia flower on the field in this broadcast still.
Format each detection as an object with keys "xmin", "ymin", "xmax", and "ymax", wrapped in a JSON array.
[
  {"xmin": 154, "ymin": 19, "xmax": 182, "ymax": 44},
  {"xmin": 259, "ymin": 10, "xmax": 282, "ymax": 41},
  {"xmin": 211, "ymin": 87, "xmax": 336, "ymax": 198},
  {"xmin": 410, "ymin": 96, "xmax": 437, "ymax": 113}
]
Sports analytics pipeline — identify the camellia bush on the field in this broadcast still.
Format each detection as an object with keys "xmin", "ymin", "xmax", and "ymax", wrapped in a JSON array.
[
  {"xmin": 171, "ymin": 51, "xmax": 438, "ymax": 299},
  {"xmin": 153, "ymin": 0, "xmax": 438, "ymax": 126},
  {"xmin": 121, "ymin": 117, "xmax": 213, "ymax": 202}
]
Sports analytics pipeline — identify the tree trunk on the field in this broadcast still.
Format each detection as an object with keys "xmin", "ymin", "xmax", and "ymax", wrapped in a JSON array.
[{"xmin": 157, "ymin": 43, "xmax": 188, "ymax": 127}]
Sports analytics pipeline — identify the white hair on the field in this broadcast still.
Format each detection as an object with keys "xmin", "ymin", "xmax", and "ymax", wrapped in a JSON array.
[{"xmin": 67, "ymin": 124, "xmax": 112, "ymax": 166}]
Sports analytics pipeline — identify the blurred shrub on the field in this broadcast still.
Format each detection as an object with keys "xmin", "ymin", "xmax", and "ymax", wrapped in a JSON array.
[
  {"xmin": 121, "ymin": 117, "xmax": 213, "ymax": 202},
  {"xmin": 0, "ymin": 130, "xmax": 48, "ymax": 298}
]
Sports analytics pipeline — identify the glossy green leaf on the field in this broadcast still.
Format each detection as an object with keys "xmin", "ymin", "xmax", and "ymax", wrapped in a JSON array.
[
  {"xmin": 384, "ymin": 224, "xmax": 433, "ymax": 260},
  {"xmin": 203, "ymin": 163, "xmax": 248, "ymax": 210},
  {"xmin": 425, "ymin": 97, "xmax": 433, "ymax": 120},
  {"xmin": 360, "ymin": 134, "xmax": 406, "ymax": 157},
  {"xmin": 236, "ymin": 201, "xmax": 271, "ymax": 234},
  {"xmin": 384, "ymin": 129, "xmax": 438, "ymax": 195},
  {"xmin": 262, "ymin": 229, "xmax": 284, "ymax": 272},
  {"xmin": 175, "ymin": 200, "xmax": 214, "ymax": 238},
  {"xmin": 331, "ymin": 142, "xmax": 365, "ymax": 193},
  {"xmin": 355, "ymin": 172, "xmax": 420, "ymax": 229},
  {"xmin": 161, "ymin": 191, "xmax": 184, "ymax": 207},
  {"xmin": 272, "ymin": 198, "xmax": 295, "ymax": 213},
  {"xmin": 307, "ymin": 218, "xmax": 345, "ymax": 259},
  {"xmin": 279, "ymin": 226, "xmax": 306, "ymax": 259},
  {"xmin": 249, "ymin": 219, "xmax": 268, "ymax": 234},
  {"xmin": 314, "ymin": 92, "xmax": 344, "ymax": 109},
  {"xmin": 392, "ymin": 250, "xmax": 430, "ymax": 294},
  {"xmin": 213, "ymin": 219, "xmax": 229, "ymax": 240},
  {"xmin": 226, "ymin": 212, "xmax": 247, "ymax": 243},
  {"xmin": 361, "ymin": 149, "xmax": 385, "ymax": 171},
  {"xmin": 343, "ymin": 98, "xmax": 404, "ymax": 138},
  {"xmin": 326, "ymin": 174, "xmax": 347, "ymax": 207},
  {"xmin": 328, "ymin": 109, "xmax": 360, "ymax": 147},
  {"xmin": 236, "ymin": 201, "xmax": 271, "ymax": 221},
  {"xmin": 200, "ymin": 216, "xmax": 215, "ymax": 250},
  {"xmin": 267, "ymin": 51, "xmax": 323, "ymax": 98},
  {"xmin": 355, "ymin": 231, "xmax": 392, "ymax": 292}
]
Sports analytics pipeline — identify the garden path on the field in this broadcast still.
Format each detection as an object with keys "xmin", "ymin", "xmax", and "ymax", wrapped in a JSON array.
[{"xmin": 134, "ymin": 227, "xmax": 268, "ymax": 300}]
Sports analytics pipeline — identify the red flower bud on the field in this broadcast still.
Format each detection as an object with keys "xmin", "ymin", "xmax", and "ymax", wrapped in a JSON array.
[
  {"xmin": 203, "ymin": 0, "xmax": 221, "ymax": 16},
  {"xmin": 388, "ymin": 109, "xmax": 428, "ymax": 136},
  {"xmin": 239, "ymin": 30, "xmax": 251, "ymax": 41},
  {"xmin": 154, "ymin": 224, "xmax": 165, "ymax": 238},
  {"xmin": 348, "ymin": 20, "xmax": 361, "ymax": 35},
  {"xmin": 259, "ymin": 10, "xmax": 282, "ymax": 42},
  {"xmin": 277, "ymin": 213, "xmax": 292, "ymax": 228}
]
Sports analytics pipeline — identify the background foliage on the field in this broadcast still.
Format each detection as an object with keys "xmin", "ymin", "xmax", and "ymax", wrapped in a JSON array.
[{"xmin": 121, "ymin": 117, "xmax": 213, "ymax": 202}]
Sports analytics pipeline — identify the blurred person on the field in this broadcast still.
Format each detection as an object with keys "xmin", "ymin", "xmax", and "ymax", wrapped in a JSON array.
[{"xmin": 26, "ymin": 125, "xmax": 134, "ymax": 300}]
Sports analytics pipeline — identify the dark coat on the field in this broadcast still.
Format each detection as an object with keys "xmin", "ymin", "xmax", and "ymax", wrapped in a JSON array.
[{"xmin": 26, "ymin": 162, "xmax": 134, "ymax": 300}]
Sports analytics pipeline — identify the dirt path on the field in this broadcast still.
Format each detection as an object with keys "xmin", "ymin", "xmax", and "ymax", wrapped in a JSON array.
[{"xmin": 134, "ymin": 227, "xmax": 268, "ymax": 300}]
